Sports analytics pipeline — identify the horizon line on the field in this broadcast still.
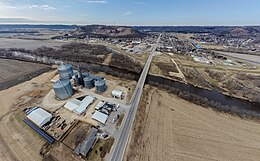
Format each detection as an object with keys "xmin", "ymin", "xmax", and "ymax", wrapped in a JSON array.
[{"xmin": 0, "ymin": 23, "xmax": 260, "ymax": 27}]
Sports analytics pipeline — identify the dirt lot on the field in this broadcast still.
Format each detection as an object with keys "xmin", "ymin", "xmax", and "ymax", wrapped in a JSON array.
[
  {"xmin": 124, "ymin": 86, "xmax": 260, "ymax": 161},
  {"xmin": 63, "ymin": 122, "xmax": 91, "ymax": 150},
  {"xmin": 0, "ymin": 70, "xmax": 56, "ymax": 161},
  {"xmin": 0, "ymin": 58, "xmax": 51, "ymax": 90}
]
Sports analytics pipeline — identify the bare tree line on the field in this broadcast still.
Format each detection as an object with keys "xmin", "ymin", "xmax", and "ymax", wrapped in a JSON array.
[{"xmin": 148, "ymin": 80, "xmax": 260, "ymax": 119}]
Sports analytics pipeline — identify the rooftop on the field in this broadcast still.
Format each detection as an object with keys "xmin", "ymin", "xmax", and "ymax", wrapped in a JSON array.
[{"xmin": 27, "ymin": 108, "xmax": 52, "ymax": 127}]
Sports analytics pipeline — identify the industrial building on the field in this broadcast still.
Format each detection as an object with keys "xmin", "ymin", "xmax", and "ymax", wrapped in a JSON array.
[
  {"xmin": 111, "ymin": 90, "xmax": 124, "ymax": 99},
  {"xmin": 95, "ymin": 80, "xmax": 106, "ymax": 93},
  {"xmin": 92, "ymin": 111, "xmax": 108, "ymax": 124},
  {"xmin": 64, "ymin": 99, "xmax": 82, "ymax": 111},
  {"xmin": 73, "ymin": 96, "xmax": 95, "ymax": 115},
  {"xmin": 75, "ymin": 127, "xmax": 98, "ymax": 157},
  {"xmin": 27, "ymin": 108, "xmax": 52, "ymax": 127},
  {"xmin": 52, "ymin": 79, "xmax": 73, "ymax": 100},
  {"xmin": 95, "ymin": 101, "xmax": 106, "ymax": 110},
  {"xmin": 58, "ymin": 64, "xmax": 74, "ymax": 79},
  {"xmin": 64, "ymin": 96, "xmax": 95, "ymax": 115}
]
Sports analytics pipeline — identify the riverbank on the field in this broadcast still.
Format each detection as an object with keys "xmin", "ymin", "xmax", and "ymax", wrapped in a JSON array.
[{"xmin": 1, "ymin": 55, "xmax": 259, "ymax": 119}]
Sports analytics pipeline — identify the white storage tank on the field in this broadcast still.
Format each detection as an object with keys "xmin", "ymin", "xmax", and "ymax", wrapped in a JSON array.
[{"xmin": 52, "ymin": 79, "xmax": 73, "ymax": 100}]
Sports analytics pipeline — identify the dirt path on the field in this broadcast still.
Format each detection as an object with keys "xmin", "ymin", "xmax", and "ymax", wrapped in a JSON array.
[
  {"xmin": 125, "ymin": 87, "xmax": 260, "ymax": 161},
  {"xmin": 170, "ymin": 58, "xmax": 187, "ymax": 83},
  {"xmin": 0, "ymin": 70, "xmax": 56, "ymax": 161}
]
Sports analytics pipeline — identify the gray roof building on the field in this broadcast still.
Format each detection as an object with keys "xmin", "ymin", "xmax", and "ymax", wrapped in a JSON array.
[{"xmin": 75, "ymin": 127, "xmax": 98, "ymax": 157}]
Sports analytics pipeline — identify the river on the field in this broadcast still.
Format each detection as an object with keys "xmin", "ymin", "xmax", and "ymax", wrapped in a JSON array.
[{"xmin": 1, "ymin": 52, "xmax": 259, "ymax": 117}]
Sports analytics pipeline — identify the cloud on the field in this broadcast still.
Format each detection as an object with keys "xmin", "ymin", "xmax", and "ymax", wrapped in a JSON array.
[
  {"xmin": 86, "ymin": 1, "xmax": 107, "ymax": 4},
  {"xmin": 0, "ymin": 1, "xmax": 17, "ymax": 9},
  {"xmin": 123, "ymin": 11, "xmax": 132, "ymax": 16},
  {"xmin": 27, "ymin": 4, "xmax": 56, "ymax": 10},
  {"xmin": 41, "ymin": 5, "xmax": 55, "ymax": 10}
]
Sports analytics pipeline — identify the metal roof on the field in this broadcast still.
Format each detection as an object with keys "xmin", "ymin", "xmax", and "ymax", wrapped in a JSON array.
[
  {"xmin": 52, "ymin": 79, "xmax": 70, "ymax": 88},
  {"xmin": 83, "ymin": 75, "xmax": 94, "ymax": 81},
  {"xmin": 95, "ymin": 80, "xmax": 106, "ymax": 86},
  {"xmin": 64, "ymin": 99, "xmax": 82, "ymax": 111},
  {"xmin": 73, "ymin": 96, "xmax": 95, "ymax": 115},
  {"xmin": 27, "ymin": 108, "xmax": 52, "ymax": 127},
  {"xmin": 58, "ymin": 64, "xmax": 72, "ymax": 71},
  {"xmin": 23, "ymin": 119, "xmax": 55, "ymax": 144},
  {"xmin": 92, "ymin": 111, "xmax": 108, "ymax": 124},
  {"xmin": 75, "ymin": 127, "xmax": 98, "ymax": 156},
  {"xmin": 111, "ymin": 90, "xmax": 123, "ymax": 97},
  {"xmin": 95, "ymin": 101, "xmax": 106, "ymax": 110}
]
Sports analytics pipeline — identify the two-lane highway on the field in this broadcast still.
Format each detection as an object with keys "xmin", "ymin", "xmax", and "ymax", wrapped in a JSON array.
[{"xmin": 108, "ymin": 34, "xmax": 161, "ymax": 161}]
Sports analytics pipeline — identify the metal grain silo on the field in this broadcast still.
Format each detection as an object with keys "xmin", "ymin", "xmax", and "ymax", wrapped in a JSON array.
[
  {"xmin": 95, "ymin": 80, "xmax": 106, "ymax": 93},
  {"xmin": 84, "ymin": 76, "xmax": 95, "ymax": 89},
  {"xmin": 52, "ymin": 79, "xmax": 73, "ymax": 100},
  {"xmin": 58, "ymin": 64, "xmax": 74, "ymax": 79},
  {"xmin": 77, "ymin": 67, "xmax": 84, "ymax": 85},
  {"xmin": 94, "ymin": 76, "xmax": 103, "ymax": 81},
  {"xmin": 72, "ymin": 75, "xmax": 79, "ymax": 85}
]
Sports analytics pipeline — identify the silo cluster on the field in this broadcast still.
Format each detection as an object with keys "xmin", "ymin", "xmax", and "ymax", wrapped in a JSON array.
[{"xmin": 65, "ymin": 65, "xmax": 107, "ymax": 93}]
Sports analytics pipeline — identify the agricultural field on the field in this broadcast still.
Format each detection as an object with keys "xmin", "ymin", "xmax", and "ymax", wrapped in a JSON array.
[
  {"xmin": 0, "ymin": 58, "xmax": 51, "ymax": 90},
  {"xmin": 0, "ymin": 70, "xmax": 56, "ymax": 161},
  {"xmin": 124, "ymin": 86, "xmax": 260, "ymax": 161},
  {"xmin": 0, "ymin": 38, "xmax": 67, "ymax": 50}
]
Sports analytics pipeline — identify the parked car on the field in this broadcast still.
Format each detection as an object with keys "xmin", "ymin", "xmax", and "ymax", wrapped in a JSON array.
[{"xmin": 112, "ymin": 115, "xmax": 120, "ymax": 124}]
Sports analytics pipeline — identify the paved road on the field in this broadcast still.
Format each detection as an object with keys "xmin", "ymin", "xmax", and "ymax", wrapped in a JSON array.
[{"xmin": 108, "ymin": 34, "xmax": 161, "ymax": 161}]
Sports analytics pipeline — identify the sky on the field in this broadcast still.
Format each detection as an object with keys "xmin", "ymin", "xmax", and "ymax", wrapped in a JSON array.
[{"xmin": 0, "ymin": 0, "xmax": 260, "ymax": 25}]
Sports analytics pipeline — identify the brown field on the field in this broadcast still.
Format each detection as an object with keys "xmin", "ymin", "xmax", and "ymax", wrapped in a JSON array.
[
  {"xmin": 0, "ymin": 59, "xmax": 51, "ymax": 90},
  {"xmin": 0, "ymin": 70, "xmax": 56, "ymax": 161},
  {"xmin": 0, "ymin": 59, "xmax": 48, "ymax": 83},
  {"xmin": 63, "ymin": 122, "xmax": 91, "ymax": 150},
  {"xmin": 124, "ymin": 86, "xmax": 260, "ymax": 161},
  {"xmin": 0, "ymin": 38, "xmax": 67, "ymax": 50}
]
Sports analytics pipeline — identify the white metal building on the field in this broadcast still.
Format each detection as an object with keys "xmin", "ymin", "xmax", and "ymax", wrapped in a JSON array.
[
  {"xmin": 27, "ymin": 108, "xmax": 52, "ymax": 127},
  {"xmin": 92, "ymin": 111, "xmax": 108, "ymax": 124},
  {"xmin": 111, "ymin": 90, "xmax": 123, "ymax": 99},
  {"xmin": 73, "ymin": 96, "xmax": 95, "ymax": 115},
  {"xmin": 95, "ymin": 101, "xmax": 106, "ymax": 110},
  {"xmin": 64, "ymin": 99, "xmax": 82, "ymax": 111},
  {"xmin": 64, "ymin": 96, "xmax": 95, "ymax": 115}
]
